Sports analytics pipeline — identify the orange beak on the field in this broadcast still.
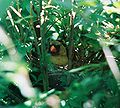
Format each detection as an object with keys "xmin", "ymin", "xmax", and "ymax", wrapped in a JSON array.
[{"xmin": 50, "ymin": 45, "xmax": 57, "ymax": 53}]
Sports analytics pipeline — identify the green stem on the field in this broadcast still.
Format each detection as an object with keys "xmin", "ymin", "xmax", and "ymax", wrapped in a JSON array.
[
  {"xmin": 16, "ymin": 0, "xmax": 20, "ymax": 12},
  {"xmin": 68, "ymin": 1, "xmax": 74, "ymax": 85},
  {"xmin": 39, "ymin": 0, "xmax": 49, "ymax": 91},
  {"xmin": 29, "ymin": 1, "xmax": 41, "ymax": 58},
  {"xmin": 39, "ymin": 0, "xmax": 42, "ymax": 13}
]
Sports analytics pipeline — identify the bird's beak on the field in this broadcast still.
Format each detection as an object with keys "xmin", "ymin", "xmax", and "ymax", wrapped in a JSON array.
[{"xmin": 50, "ymin": 45, "xmax": 57, "ymax": 53}]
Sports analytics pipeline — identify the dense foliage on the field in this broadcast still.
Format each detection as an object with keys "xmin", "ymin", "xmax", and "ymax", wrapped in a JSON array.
[{"xmin": 0, "ymin": 0, "xmax": 120, "ymax": 108}]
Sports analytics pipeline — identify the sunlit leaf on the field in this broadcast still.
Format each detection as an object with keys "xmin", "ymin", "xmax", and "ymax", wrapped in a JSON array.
[
  {"xmin": 103, "ymin": 6, "xmax": 120, "ymax": 14},
  {"xmin": 113, "ymin": 1, "xmax": 120, "ymax": 8}
]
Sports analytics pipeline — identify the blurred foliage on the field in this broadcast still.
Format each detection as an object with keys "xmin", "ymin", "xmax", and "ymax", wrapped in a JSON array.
[{"xmin": 0, "ymin": 0, "xmax": 120, "ymax": 108}]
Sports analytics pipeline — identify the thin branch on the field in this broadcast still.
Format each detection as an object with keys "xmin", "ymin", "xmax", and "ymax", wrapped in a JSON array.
[
  {"xmin": 40, "ymin": 0, "xmax": 49, "ymax": 91},
  {"xmin": 68, "ymin": 12, "xmax": 74, "ymax": 69}
]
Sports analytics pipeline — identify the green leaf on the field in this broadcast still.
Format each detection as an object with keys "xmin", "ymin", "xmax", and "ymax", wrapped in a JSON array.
[
  {"xmin": 53, "ymin": 0, "xmax": 72, "ymax": 10},
  {"xmin": 0, "ymin": 0, "xmax": 12, "ymax": 19},
  {"xmin": 78, "ymin": 0, "xmax": 97, "ymax": 7},
  {"xmin": 15, "ymin": 16, "xmax": 33, "ymax": 24},
  {"xmin": 85, "ymin": 33, "xmax": 97, "ymax": 40}
]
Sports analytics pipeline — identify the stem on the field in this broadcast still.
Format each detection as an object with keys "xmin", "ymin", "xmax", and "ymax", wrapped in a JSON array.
[
  {"xmin": 68, "ymin": 12, "xmax": 74, "ymax": 69},
  {"xmin": 68, "ymin": 1, "xmax": 74, "ymax": 85},
  {"xmin": 39, "ymin": 0, "xmax": 42, "ymax": 13},
  {"xmin": 16, "ymin": 0, "xmax": 20, "ymax": 12},
  {"xmin": 110, "ymin": 0, "xmax": 113, "ymax": 4},
  {"xmin": 39, "ymin": 0, "xmax": 49, "ymax": 91},
  {"xmin": 29, "ymin": 1, "xmax": 41, "ymax": 58}
]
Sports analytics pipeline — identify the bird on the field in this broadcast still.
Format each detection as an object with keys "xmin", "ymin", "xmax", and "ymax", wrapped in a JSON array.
[{"xmin": 49, "ymin": 40, "xmax": 68, "ymax": 66}]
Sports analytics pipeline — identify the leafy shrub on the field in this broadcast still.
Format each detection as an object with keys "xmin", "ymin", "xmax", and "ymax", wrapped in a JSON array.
[{"xmin": 0, "ymin": 0, "xmax": 120, "ymax": 108}]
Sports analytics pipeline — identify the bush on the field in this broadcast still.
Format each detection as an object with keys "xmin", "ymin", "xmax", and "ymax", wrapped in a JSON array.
[{"xmin": 0, "ymin": 0, "xmax": 120, "ymax": 108}]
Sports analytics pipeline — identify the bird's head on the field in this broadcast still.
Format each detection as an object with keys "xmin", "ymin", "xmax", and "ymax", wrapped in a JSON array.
[{"xmin": 49, "ymin": 41, "xmax": 61, "ymax": 56}]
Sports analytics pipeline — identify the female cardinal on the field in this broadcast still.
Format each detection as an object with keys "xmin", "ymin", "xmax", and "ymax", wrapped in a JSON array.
[{"xmin": 49, "ymin": 40, "xmax": 68, "ymax": 66}]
